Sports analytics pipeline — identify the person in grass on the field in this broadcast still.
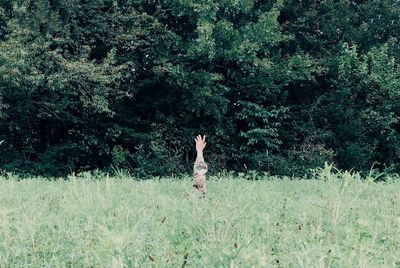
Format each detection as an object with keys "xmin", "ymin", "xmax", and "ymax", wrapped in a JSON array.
[{"xmin": 193, "ymin": 135, "xmax": 208, "ymax": 195}]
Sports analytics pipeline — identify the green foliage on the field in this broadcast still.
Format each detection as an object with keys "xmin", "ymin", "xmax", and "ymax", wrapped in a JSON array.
[
  {"xmin": 1, "ymin": 172, "xmax": 400, "ymax": 266},
  {"xmin": 0, "ymin": 0, "xmax": 400, "ymax": 176}
]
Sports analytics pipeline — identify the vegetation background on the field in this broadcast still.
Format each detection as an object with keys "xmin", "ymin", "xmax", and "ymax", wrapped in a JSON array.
[{"xmin": 1, "ymin": 0, "xmax": 400, "ymax": 176}]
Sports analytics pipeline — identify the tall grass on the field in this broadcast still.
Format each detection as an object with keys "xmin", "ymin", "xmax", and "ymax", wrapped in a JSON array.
[{"xmin": 0, "ymin": 168, "xmax": 399, "ymax": 267}]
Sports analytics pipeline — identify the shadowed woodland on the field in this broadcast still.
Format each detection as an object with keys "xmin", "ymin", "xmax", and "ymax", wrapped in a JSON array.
[{"xmin": 1, "ymin": 0, "xmax": 400, "ymax": 176}]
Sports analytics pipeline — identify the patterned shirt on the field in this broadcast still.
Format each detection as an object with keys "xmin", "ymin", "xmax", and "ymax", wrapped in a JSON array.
[{"xmin": 193, "ymin": 160, "xmax": 208, "ymax": 194}]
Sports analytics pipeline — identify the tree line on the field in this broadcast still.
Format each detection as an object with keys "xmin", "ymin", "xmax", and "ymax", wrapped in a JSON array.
[{"xmin": 0, "ymin": 0, "xmax": 400, "ymax": 176}]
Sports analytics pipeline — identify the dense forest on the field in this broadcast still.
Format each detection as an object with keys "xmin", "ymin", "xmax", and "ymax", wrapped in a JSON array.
[{"xmin": 0, "ymin": 0, "xmax": 399, "ymax": 176}]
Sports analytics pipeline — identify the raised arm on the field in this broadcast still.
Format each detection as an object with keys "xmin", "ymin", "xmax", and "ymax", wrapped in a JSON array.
[
  {"xmin": 195, "ymin": 135, "xmax": 207, "ymax": 162},
  {"xmin": 193, "ymin": 135, "xmax": 208, "ymax": 195}
]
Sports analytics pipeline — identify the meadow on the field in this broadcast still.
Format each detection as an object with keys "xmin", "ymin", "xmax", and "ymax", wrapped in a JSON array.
[{"xmin": 0, "ymin": 167, "xmax": 399, "ymax": 267}]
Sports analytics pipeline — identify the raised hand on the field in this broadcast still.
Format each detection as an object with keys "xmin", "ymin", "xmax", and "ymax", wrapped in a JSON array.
[
  {"xmin": 195, "ymin": 135, "xmax": 206, "ymax": 153},
  {"xmin": 193, "ymin": 135, "xmax": 208, "ymax": 196}
]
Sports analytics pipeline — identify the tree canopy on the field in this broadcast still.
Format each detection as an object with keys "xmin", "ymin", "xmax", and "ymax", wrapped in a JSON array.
[{"xmin": 0, "ymin": 0, "xmax": 400, "ymax": 176}]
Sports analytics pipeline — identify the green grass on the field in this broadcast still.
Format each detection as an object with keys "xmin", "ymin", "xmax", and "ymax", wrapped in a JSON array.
[{"xmin": 0, "ymin": 168, "xmax": 400, "ymax": 267}]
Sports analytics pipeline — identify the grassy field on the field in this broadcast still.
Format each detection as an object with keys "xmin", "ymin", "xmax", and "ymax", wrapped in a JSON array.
[{"xmin": 0, "ymin": 168, "xmax": 399, "ymax": 267}]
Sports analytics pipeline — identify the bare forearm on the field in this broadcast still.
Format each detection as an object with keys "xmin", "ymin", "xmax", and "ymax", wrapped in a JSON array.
[
  {"xmin": 193, "ymin": 135, "xmax": 208, "ymax": 195},
  {"xmin": 195, "ymin": 151, "xmax": 204, "ymax": 163}
]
